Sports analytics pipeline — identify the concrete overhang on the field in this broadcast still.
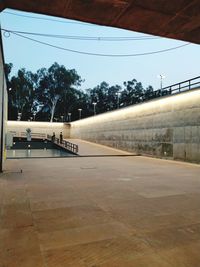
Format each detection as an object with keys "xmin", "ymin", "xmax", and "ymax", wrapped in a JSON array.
[{"xmin": 1, "ymin": 0, "xmax": 200, "ymax": 44}]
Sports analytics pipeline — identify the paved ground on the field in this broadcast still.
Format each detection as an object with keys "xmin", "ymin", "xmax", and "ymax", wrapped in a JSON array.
[
  {"xmin": 1, "ymin": 140, "xmax": 200, "ymax": 267},
  {"xmin": 71, "ymin": 139, "xmax": 135, "ymax": 156}
]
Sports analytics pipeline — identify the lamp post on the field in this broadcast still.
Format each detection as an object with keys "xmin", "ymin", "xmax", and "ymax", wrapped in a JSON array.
[
  {"xmin": 17, "ymin": 112, "xmax": 22, "ymax": 121},
  {"xmin": 68, "ymin": 113, "xmax": 71, "ymax": 122},
  {"xmin": 158, "ymin": 74, "xmax": 166, "ymax": 91},
  {"xmin": 92, "ymin": 102, "xmax": 97, "ymax": 115},
  {"xmin": 78, "ymin": 109, "xmax": 82, "ymax": 120},
  {"xmin": 116, "ymin": 92, "xmax": 121, "ymax": 109},
  {"xmin": 33, "ymin": 112, "xmax": 36, "ymax": 121}
]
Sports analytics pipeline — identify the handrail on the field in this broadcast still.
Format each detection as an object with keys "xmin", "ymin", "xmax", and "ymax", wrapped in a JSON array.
[
  {"xmin": 147, "ymin": 76, "xmax": 200, "ymax": 99},
  {"xmin": 47, "ymin": 134, "xmax": 78, "ymax": 154},
  {"xmin": 10, "ymin": 131, "xmax": 46, "ymax": 139},
  {"xmin": 114, "ymin": 76, "xmax": 200, "ymax": 107},
  {"xmin": 10, "ymin": 131, "xmax": 78, "ymax": 154},
  {"xmin": 122, "ymin": 76, "xmax": 200, "ymax": 105},
  {"xmin": 162, "ymin": 76, "xmax": 200, "ymax": 92}
]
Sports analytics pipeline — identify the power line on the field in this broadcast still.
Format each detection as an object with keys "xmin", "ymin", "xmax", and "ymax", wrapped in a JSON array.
[
  {"xmin": 3, "ymin": 11, "xmax": 95, "ymax": 26},
  {"xmin": 3, "ymin": 31, "xmax": 191, "ymax": 57},
  {"xmin": 1, "ymin": 28, "xmax": 159, "ymax": 41}
]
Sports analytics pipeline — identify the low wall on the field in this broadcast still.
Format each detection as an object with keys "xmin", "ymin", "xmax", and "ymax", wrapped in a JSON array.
[
  {"xmin": 7, "ymin": 121, "xmax": 70, "ymax": 139},
  {"xmin": 70, "ymin": 89, "xmax": 200, "ymax": 163}
]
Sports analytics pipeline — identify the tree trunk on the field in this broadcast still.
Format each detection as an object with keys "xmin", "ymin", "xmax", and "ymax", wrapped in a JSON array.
[{"xmin": 50, "ymin": 96, "xmax": 59, "ymax": 122}]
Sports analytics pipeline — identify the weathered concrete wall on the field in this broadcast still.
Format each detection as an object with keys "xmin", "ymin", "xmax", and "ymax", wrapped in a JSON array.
[
  {"xmin": 7, "ymin": 121, "xmax": 70, "ymax": 139},
  {"xmin": 0, "ymin": 36, "xmax": 7, "ymax": 171},
  {"xmin": 70, "ymin": 89, "xmax": 200, "ymax": 163}
]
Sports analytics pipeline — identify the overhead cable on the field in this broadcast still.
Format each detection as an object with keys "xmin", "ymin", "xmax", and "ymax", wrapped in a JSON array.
[
  {"xmin": 2, "ymin": 28, "xmax": 159, "ymax": 41},
  {"xmin": 2, "ymin": 30, "xmax": 191, "ymax": 57}
]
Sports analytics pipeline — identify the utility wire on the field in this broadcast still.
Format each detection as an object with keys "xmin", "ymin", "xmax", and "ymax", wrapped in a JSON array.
[
  {"xmin": 3, "ymin": 11, "xmax": 95, "ymax": 26},
  {"xmin": 1, "ymin": 28, "xmax": 159, "ymax": 41},
  {"xmin": 5, "ymin": 31, "xmax": 190, "ymax": 57}
]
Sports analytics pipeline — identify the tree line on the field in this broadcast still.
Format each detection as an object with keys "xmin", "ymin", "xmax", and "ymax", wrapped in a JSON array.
[{"xmin": 5, "ymin": 62, "xmax": 159, "ymax": 122}]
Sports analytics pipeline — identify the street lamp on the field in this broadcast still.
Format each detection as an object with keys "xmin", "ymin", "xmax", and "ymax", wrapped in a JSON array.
[
  {"xmin": 92, "ymin": 102, "xmax": 97, "ymax": 115},
  {"xmin": 116, "ymin": 92, "xmax": 121, "ymax": 109},
  {"xmin": 33, "ymin": 112, "xmax": 36, "ymax": 121},
  {"xmin": 17, "ymin": 112, "xmax": 22, "ymax": 121},
  {"xmin": 68, "ymin": 113, "xmax": 71, "ymax": 122},
  {"xmin": 78, "ymin": 109, "xmax": 82, "ymax": 120},
  {"xmin": 158, "ymin": 74, "xmax": 166, "ymax": 91}
]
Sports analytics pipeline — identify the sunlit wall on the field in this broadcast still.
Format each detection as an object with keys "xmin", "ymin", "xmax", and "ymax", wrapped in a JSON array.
[
  {"xmin": 70, "ymin": 89, "xmax": 200, "ymax": 163},
  {"xmin": 7, "ymin": 121, "xmax": 70, "ymax": 139}
]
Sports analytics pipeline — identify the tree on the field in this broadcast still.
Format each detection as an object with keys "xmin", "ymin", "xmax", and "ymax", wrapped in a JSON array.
[
  {"xmin": 4, "ymin": 63, "xmax": 16, "ymax": 120},
  {"xmin": 4, "ymin": 63, "xmax": 13, "ymax": 85},
  {"xmin": 106, "ymin": 85, "xmax": 122, "ymax": 110},
  {"xmin": 143, "ymin": 85, "xmax": 154, "ymax": 100},
  {"xmin": 8, "ymin": 68, "xmax": 37, "ymax": 120},
  {"xmin": 87, "ymin": 82, "xmax": 109, "ymax": 114},
  {"xmin": 87, "ymin": 82, "xmax": 122, "ymax": 114},
  {"xmin": 36, "ymin": 62, "xmax": 82, "ymax": 122},
  {"xmin": 121, "ymin": 79, "xmax": 144, "ymax": 107},
  {"xmin": 6, "ymin": 62, "xmax": 155, "ymax": 121}
]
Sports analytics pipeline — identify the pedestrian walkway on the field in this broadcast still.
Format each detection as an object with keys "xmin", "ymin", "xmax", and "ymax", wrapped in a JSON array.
[
  {"xmin": 66, "ymin": 138, "xmax": 135, "ymax": 156},
  {"xmin": 1, "ymin": 140, "xmax": 200, "ymax": 267}
]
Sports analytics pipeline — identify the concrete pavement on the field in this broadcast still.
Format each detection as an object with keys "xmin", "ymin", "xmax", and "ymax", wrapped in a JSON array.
[
  {"xmin": 1, "ymin": 140, "xmax": 200, "ymax": 267},
  {"xmin": 70, "ymin": 139, "xmax": 135, "ymax": 156}
]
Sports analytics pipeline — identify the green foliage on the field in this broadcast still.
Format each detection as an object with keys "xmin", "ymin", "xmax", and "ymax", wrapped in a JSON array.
[
  {"xmin": 6, "ymin": 65, "xmax": 37, "ymax": 120},
  {"xmin": 6, "ymin": 62, "xmax": 155, "ymax": 121},
  {"xmin": 87, "ymin": 82, "xmax": 122, "ymax": 113},
  {"xmin": 35, "ymin": 62, "xmax": 82, "ymax": 121}
]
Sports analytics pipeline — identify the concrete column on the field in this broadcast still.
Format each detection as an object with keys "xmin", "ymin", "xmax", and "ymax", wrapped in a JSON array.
[{"xmin": 0, "ymin": 27, "xmax": 6, "ymax": 172}]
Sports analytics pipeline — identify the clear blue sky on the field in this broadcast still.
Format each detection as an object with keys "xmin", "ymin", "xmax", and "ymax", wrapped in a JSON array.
[{"xmin": 0, "ymin": 8, "xmax": 200, "ymax": 91}]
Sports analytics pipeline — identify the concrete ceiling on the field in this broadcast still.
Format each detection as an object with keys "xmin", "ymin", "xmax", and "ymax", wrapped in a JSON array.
[{"xmin": 1, "ymin": 0, "xmax": 200, "ymax": 44}]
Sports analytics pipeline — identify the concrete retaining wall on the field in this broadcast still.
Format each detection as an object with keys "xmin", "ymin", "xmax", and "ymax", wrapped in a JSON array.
[
  {"xmin": 6, "ymin": 89, "xmax": 200, "ymax": 163},
  {"xmin": 7, "ymin": 121, "xmax": 70, "ymax": 139},
  {"xmin": 70, "ymin": 89, "xmax": 200, "ymax": 163}
]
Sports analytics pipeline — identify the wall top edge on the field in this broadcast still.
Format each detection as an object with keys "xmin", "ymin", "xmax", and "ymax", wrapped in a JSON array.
[
  {"xmin": 7, "ymin": 121, "xmax": 70, "ymax": 126},
  {"xmin": 70, "ymin": 87, "xmax": 200, "ymax": 127}
]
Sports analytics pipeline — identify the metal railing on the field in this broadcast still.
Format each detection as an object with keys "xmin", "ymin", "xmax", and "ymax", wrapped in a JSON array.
[
  {"xmin": 47, "ymin": 135, "xmax": 78, "ymax": 154},
  {"xmin": 10, "ymin": 131, "xmax": 78, "ymax": 154},
  {"xmin": 144, "ymin": 76, "xmax": 200, "ymax": 101},
  {"xmin": 120, "ymin": 76, "xmax": 200, "ymax": 106},
  {"xmin": 161, "ymin": 76, "xmax": 200, "ymax": 95},
  {"xmin": 10, "ymin": 131, "xmax": 47, "ymax": 139}
]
